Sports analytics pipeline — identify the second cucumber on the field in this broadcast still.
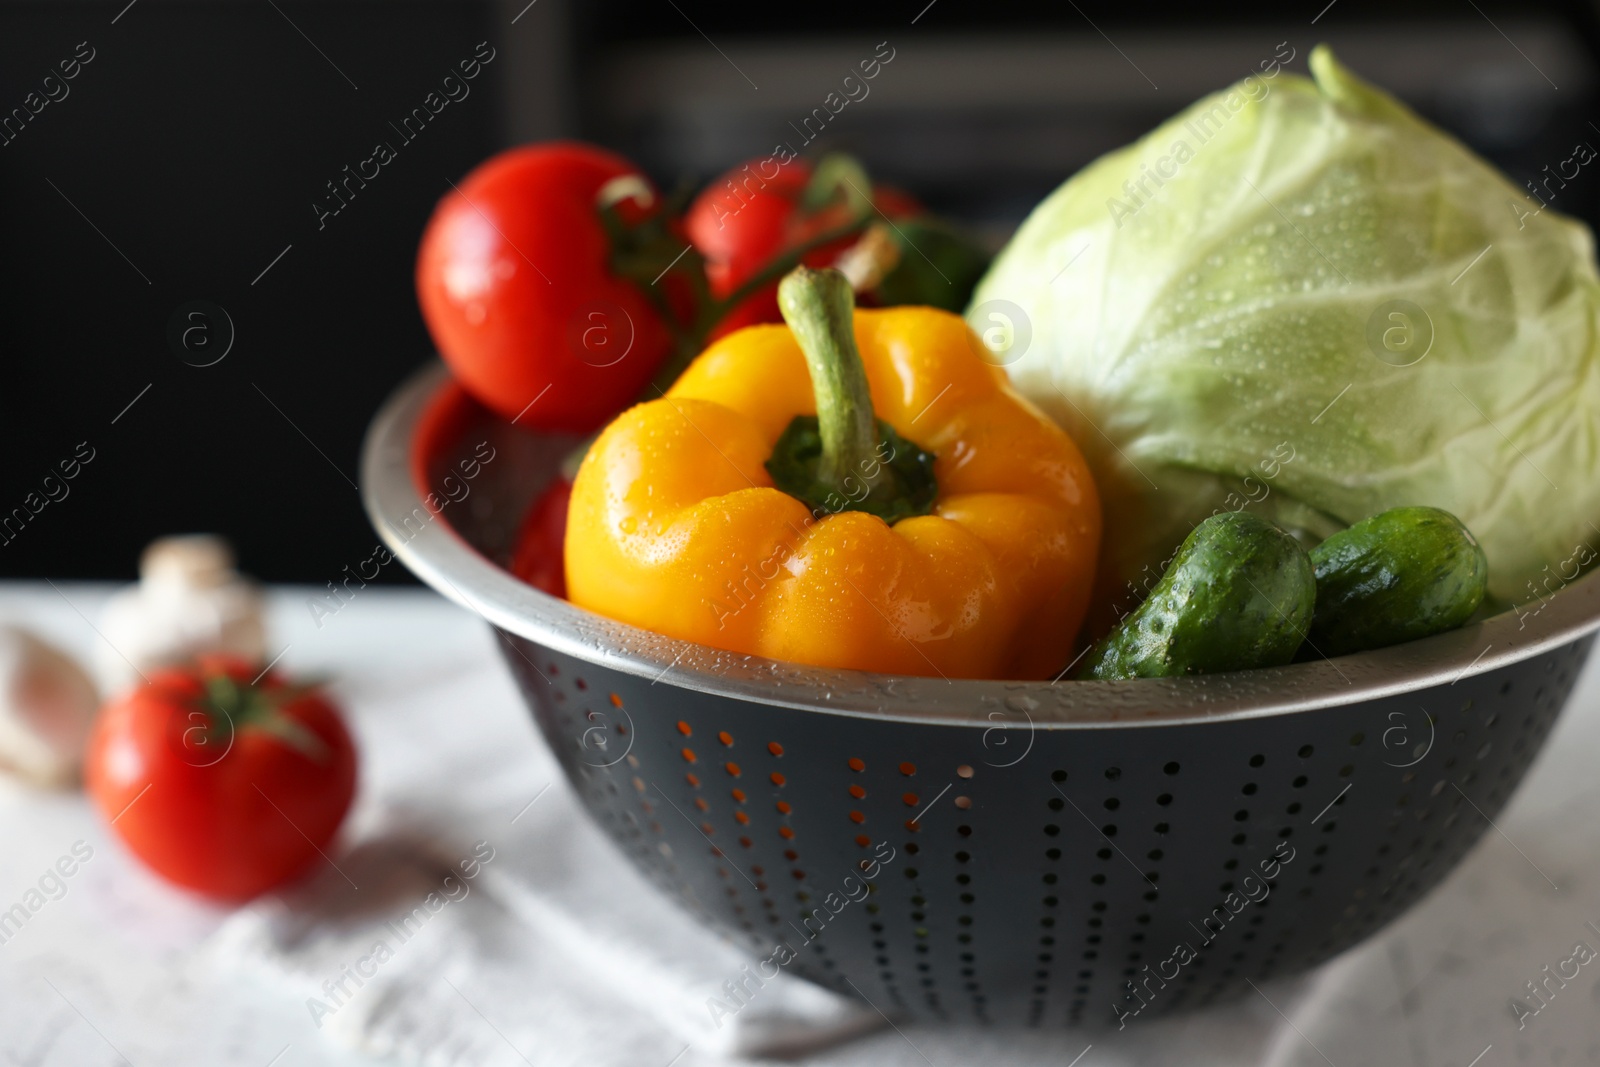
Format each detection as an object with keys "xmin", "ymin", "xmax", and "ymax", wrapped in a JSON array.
[
  {"xmin": 1307, "ymin": 506, "xmax": 1488, "ymax": 657},
  {"xmin": 1081, "ymin": 512, "xmax": 1316, "ymax": 680}
]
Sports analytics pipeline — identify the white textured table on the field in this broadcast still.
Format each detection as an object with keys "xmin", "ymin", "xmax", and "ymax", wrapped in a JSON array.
[{"xmin": 1, "ymin": 582, "xmax": 1597, "ymax": 1067}]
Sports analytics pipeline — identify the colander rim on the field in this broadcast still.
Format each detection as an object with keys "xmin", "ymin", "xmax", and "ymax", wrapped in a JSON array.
[{"xmin": 362, "ymin": 362, "xmax": 1600, "ymax": 730}]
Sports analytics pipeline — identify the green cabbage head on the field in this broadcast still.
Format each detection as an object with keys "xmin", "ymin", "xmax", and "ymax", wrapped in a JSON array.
[{"xmin": 971, "ymin": 45, "xmax": 1600, "ymax": 630}]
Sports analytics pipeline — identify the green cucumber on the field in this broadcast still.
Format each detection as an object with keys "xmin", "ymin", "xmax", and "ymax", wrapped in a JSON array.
[
  {"xmin": 1081, "ymin": 511, "xmax": 1316, "ymax": 680},
  {"xmin": 1307, "ymin": 506, "xmax": 1487, "ymax": 657}
]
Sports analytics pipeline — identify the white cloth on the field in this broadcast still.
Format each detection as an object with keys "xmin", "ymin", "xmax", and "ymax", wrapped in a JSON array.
[
  {"xmin": 197, "ymin": 587, "xmax": 1308, "ymax": 1067},
  {"xmin": 3, "ymin": 584, "xmax": 1600, "ymax": 1067},
  {"xmin": 204, "ymin": 789, "xmax": 882, "ymax": 1065}
]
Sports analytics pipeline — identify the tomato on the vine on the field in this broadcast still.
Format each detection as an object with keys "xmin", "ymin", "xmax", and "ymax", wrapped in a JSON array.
[
  {"xmin": 686, "ymin": 161, "xmax": 811, "ymax": 333},
  {"xmin": 685, "ymin": 157, "xmax": 921, "ymax": 335},
  {"xmin": 86, "ymin": 657, "xmax": 357, "ymax": 901},
  {"xmin": 510, "ymin": 474, "xmax": 573, "ymax": 598},
  {"xmin": 417, "ymin": 143, "xmax": 677, "ymax": 434}
]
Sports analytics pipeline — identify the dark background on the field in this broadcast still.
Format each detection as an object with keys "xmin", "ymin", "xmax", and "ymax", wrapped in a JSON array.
[{"xmin": 3, "ymin": 0, "xmax": 1598, "ymax": 583}]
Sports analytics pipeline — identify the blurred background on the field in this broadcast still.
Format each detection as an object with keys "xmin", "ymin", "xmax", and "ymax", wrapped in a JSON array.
[{"xmin": 3, "ymin": 0, "xmax": 1597, "ymax": 583}]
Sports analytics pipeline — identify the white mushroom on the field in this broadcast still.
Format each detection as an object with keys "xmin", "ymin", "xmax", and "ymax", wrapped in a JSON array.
[
  {"xmin": 99, "ymin": 535, "xmax": 268, "ymax": 689},
  {"xmin": 0, "ymin": 626, "xmax": 99, "ymax": 788}
]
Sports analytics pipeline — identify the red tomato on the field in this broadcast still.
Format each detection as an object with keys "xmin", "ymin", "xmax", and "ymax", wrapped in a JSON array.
[
  {"xmin": 686, "ymin": 160, "xmax": 812, "ymax": 331},
  {"xmin": 417, "ymin": 143, "xmax": 675, "ymax": 434},
  {"xmin": 509, "ymin": 475, "xmax": 573, "ymax": 598},
  {"xmin": 86, "ymin": 657, "xmax": 357, "ymax": 901},
  {"xmin": 685, "ymin": 158, "xmax": 922, "ymax": 335}
]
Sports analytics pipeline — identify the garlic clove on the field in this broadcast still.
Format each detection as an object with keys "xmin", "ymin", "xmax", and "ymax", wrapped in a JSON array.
[{"xmin": 0, "ymin": 625, "xmax": 99, "ymax": 788}]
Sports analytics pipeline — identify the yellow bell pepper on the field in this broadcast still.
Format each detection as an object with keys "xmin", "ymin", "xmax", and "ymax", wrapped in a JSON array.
[{"xmin": 564, "ymin": 267, "xmax": 1100, "ymax": 679}]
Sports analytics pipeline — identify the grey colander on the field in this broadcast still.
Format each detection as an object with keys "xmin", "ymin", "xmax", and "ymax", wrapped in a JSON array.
[{"xmin": 362, "ymin": 363, "xmax": 1600, "ymax": 1029}]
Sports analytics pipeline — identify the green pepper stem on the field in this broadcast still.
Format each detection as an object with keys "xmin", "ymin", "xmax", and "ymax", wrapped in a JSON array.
[{"xmin": 777, "ymin": 266, "xmax": 882, "ymax": 492}]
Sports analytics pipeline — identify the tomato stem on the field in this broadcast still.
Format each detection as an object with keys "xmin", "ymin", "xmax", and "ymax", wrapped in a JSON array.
[
  {"xmin": 639, "ymin": 209, "xmax": 876, "ymax": 399},
  {"xmin": 194, "ymin": 673, "xmax": 330, "ymax": 763},
  {"xmin": 702, "ymin": 210, "xmax": 873, "ymax": 334},
  {"xmin": 800, "ymin": 154, "xmax": 875, "ymax": 215}
]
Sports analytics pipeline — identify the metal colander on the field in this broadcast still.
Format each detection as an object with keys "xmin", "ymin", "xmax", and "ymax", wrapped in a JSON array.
[{"xmin": 362, "ymin": 364, "xmax": 1600, "ymax": 1029}]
